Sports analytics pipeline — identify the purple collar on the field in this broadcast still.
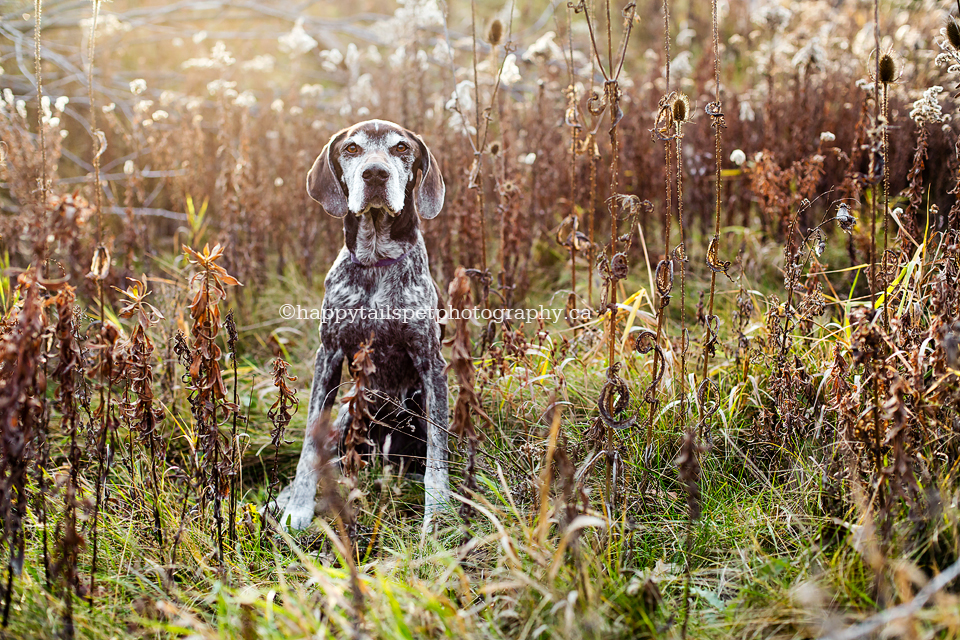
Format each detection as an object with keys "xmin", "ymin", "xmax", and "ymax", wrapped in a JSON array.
[{"xmin": 349, "ymin": 249, "xmax": 410, "ymax": 268}]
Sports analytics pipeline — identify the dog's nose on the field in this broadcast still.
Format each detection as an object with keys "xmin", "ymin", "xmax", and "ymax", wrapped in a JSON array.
[{"xmin": 362, "ymin": 164, "xmax": 390, "ymax": 185}]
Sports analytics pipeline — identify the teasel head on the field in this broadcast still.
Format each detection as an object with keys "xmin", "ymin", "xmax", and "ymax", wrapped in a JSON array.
[
  {"xmin": 948, "ymin": 16, "xmax": 960, "ymax": 50},
  {"xmin": 878, "ymin": 53, "xmax": 898, "ymax": 85},
  {"xmin": 870, "ymin": 49, "xmax": 901, "ymax": 86},
  {"xmin": 487, "ymin": 19, "xmax": 504, "ymax": 46},
  {"xmin": 672, "ymin": 92, "xmax": 692, "ymax": 125}
]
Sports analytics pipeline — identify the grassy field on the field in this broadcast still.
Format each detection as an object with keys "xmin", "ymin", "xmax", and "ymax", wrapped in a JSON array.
[{"xmin": 2, "ymin": 0, "xmax": 960, "ymax": 638}]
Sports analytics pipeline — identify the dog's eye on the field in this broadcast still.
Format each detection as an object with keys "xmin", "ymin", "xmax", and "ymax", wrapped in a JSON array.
[
  {"xmin": 395, "ymin": 142, "xmax": 409, "ymax": 153},
  {"xmin": 345, "ymin": 143, "xmax": 360, "ymax": 154}
]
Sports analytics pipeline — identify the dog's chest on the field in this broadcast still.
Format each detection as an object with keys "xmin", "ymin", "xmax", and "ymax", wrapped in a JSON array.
[
  {"xmin": 321, "ymin": 251, "xmax": 439, "ymax": 371},
  {"xmin": 324, "ymin": 262, "xmax": 433, "ymax": 316}
]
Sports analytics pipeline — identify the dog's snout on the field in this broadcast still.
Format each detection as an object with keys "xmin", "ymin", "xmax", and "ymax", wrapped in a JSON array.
[{"xmin": 362, "ymin": 164, "xmax": 390, "ymax": 185}]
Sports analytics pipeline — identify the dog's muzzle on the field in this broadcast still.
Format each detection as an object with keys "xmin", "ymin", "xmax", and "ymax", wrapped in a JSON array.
[{"xmin": 360, "ymin": 162, "xmax": 399, "ymax": 215}]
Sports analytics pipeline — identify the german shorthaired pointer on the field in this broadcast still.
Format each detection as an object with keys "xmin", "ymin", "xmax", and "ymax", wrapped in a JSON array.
[{"xmin": 280, "ymin": 119, "xmax": 449, "ymax": 531}]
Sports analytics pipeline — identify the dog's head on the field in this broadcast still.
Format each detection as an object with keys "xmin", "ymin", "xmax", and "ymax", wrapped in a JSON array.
[{"xmin": 306, "ymin": 119, "xmax": 444, "ymax": 220}]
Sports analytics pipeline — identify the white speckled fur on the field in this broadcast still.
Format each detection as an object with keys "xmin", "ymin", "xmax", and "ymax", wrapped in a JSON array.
[{"xmin": 352, "ymin": 208, "xmax": 409, "ymax": 265}]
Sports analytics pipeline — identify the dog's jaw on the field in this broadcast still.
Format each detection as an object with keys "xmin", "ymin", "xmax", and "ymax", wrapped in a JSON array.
[
  {"xmin": 358, "ymin": 200, "xmax": 400, "ymax": 217},
  {"xmin": 350, "ymin": 207, "xmax": 413, "ymax": 266}
]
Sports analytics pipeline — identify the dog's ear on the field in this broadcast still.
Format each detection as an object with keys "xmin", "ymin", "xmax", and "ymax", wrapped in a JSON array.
[
  {"xmin": 306, "ymin": 129, "xmax": 349, "ymax": 218},
  {"xmin": 411, "ymin": 134, "xmax": 445, "ymax": 220}
]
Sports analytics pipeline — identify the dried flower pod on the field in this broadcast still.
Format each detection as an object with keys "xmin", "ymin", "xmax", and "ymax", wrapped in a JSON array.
[
  {"xmin": 948, "ymin": 18, "xmax": 960, "ymax": 50},
  {"xmin": 836, "ymin": 203, "xmax": 857, "ymax": 232},
  {"xmin": 487, "ymin": 19, "xmax": 504, "ymax": 46},
  {"xmin": 878, "ymin": 53, "xmax": 898, "ymax": 85},
  {"xmin": 556, "ymin": 215, "xmax": 582, "ymax": 249},
  {"xmin": 633, "ymin": 330, "xmax": 665, "ymax": 404},
  {"xmin": 634, "ymin": 330, "xmax": 659, "ymax": 355},
  {"xmin": 672, "ymin": 92, "xmax": 691, "ymax": 123},
  {"xmin": 587, "ymin": 90, "xmax": 605, "ymax": 116},
  {"xmin": 653, "ymin": 96, "xmax": 675, "ymax": 139},
  {"xmin": 703, "ymin": 314, "xmax": 720, "ymax": 358},
  {"xmin": 705, "ymin": 100, "xmax": 724, "ymax": 119}
]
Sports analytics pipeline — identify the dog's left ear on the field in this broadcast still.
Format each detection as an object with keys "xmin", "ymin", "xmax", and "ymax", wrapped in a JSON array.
[
  {"xmin": 411, "ymin": 134, "xmax": 445, "ymax": 220},
  {"xmin": 307, "ymin": 128, "xmax": 349, "ymax": 218}
]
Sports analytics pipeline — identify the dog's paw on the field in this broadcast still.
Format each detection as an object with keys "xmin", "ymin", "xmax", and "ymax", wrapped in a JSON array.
[{"xmin": 280, "ymin": 505, "xmax": 315, "ymax": 531}]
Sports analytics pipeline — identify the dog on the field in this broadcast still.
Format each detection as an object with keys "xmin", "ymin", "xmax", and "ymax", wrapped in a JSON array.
[{"xmin": 280, "ymin": 119, "xmax": 450, "ymax": 531}]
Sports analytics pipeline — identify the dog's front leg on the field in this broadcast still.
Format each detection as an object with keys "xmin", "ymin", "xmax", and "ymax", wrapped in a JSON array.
[
  {"xmin": 413, "ymin": 350, "xmax": 450, "ymax": 531},
  {"xmin": 281, "ymin": 345, "xmax": 343, "ymax": 530}
]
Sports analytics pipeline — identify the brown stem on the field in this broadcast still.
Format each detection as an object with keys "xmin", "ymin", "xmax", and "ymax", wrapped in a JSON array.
[
  {"xmin": 677, "ymin": 128, "xmax": 687, "ymax": 419},
  {"xmin": 700, "ymin": 0, "xmax": 724, "ymax": 423}
]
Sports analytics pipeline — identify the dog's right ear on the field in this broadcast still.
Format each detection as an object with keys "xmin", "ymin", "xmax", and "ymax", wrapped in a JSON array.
[{"xmin": 306, "ymin": 129, "xmax": 349, "ymax": 218}]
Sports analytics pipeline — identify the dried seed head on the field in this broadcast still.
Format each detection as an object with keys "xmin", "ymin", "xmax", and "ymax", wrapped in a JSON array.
[
  {"xmin": 878, "ymin": 53, "xmax": 897, "ymax": 84},
  {"xmin": 487, "ymin": 19, "xmax": 504, "ymax": 46},
  {"xmin": 672, "ymin": 93, "xmax": 690, "ymax": 123},
  {"xmin": 488, "ymin": 141, "xmax": 501, "ymax": 156},
  {"xmin": 948, "ymin": 18, "xmax": 960, "ymax": 50},
  {"xmin": 836, "ymin": 203, "xmax": 856, "ymax": 233}
]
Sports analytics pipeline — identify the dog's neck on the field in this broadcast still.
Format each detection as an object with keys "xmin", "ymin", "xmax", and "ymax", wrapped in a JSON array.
[{"xmin": 343, "ymin": 207, "xmax": 419, "ymax": 267}]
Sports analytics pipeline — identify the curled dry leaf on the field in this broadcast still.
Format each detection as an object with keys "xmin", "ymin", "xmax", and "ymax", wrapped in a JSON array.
[
  {"xmin": 586, "ymin": 88, "xmax": 605, "ymax": 116},
  {"xmin": 655, "ymin": 259, "xmax": 674, "ymax": 305},
  {"xmin": 87, "ymin": 245, "xmax": 110, "ymax": 281},
  {"xmin": 696, "ymin": 378, "xmax": 720, "ymax": 426},
  {"xmin": 597, "ymin": 363, "xmax": 635, "ymax": 430},
  {"xmin": 634, "ymin": 330, "xmax": 665, "ymax": 404},
  {"xmin": 706, "ymin": 236, "xmax": 731, "ymax": 278},
  {"xmin": 611, "ymin": 252, "xmax": 629, "ymax": 281},
  {"xmin": 557, "ymin": 215, "xmax": 589, "ymax": 251},
  {"xmin": 93, "ymin": 129, "xmax": 108, "ymax": 160}
]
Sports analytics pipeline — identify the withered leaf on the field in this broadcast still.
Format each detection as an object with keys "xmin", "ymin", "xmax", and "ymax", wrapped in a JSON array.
[
  {"xmin": 813, "ymin": 229, "xmax": 825, "ymax": 257},
  {"xmin": 597, "ymin": 363, "xmax": 635, "ymax": 430},
  {"xmin": 87, "ymin": 245, "xmax": 110, "ymax": 281},
  {"xmin": 706, "ymin": 236, "xmax": 731, "ymax": 278},
  {"xmin": 655, "ymin": 259, "xmax": 674, "ymax": 303}
]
